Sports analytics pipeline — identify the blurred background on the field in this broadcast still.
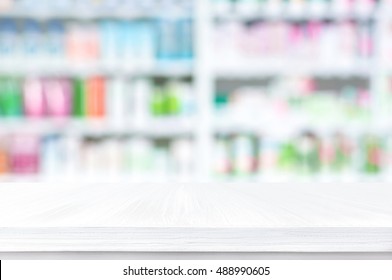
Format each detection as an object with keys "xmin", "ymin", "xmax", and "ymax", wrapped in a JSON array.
[{"xmin": 0, "ymin": 0, "xmax": 392, "ymax": 183}]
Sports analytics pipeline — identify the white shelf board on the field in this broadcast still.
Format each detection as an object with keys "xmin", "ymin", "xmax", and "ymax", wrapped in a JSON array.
[
  {"xmin": 0, "ymin": 9, "xmax": 193, "ymax": 20},
  {"xmin": 0, "ymin": 118, "xmax": 196, "ymax": 136},
  {"xmin": 214, "ymin": 63, "xmax": 371, "ymax": 78},
  {"xmin": 213, "ymin": 10, "xmax": 377, "ymax": 21},
  {"xmin": 0, "ymin": 63, "xmax": 194, "ymax": 78},
  {"xmin": 0, "ymin": 182, "xmax": 390, "ymax": 252},
  {"xmin": 212, "ymin": 117, "xmax": 388, "ymax": 136}
]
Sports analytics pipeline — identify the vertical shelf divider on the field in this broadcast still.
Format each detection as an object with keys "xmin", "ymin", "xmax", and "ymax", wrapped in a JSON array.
[{"xmin": 195, "ymin": 0, "xmax": 215, "ymax": 181}]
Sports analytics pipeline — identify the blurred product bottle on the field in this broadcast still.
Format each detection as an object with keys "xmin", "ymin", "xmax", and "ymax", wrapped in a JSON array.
[
  {"xmin": 319, "ymin": 134, "xmax": 335, "ymax": 174},
  {"xmin": 163, "ymin": 81, "xmax": 181, "ymax": 115},
  {"xmin": 277, "ymin": 139, "xmax": 298, "ymax": 174},
  {"xmin": 358, "ymin": 22, "xmax": 373, "ymax": 61},
  {"xmin": 125, "ymin": 21, "xmax": 155, "ymax": 68},
  {"xmin": 86, "ymin": 76, "xmax": 105, "ymax": 118},
  {"xmin": 106, "ymin": 77, "xmax": 126, "ymax": 126},
  {"xmin": 41, "ymin": 134, "xmax": 66, "ymax": 175},
  {"xmin": 151, "ymin": 86, "xmax": 165, "ymax": 116},
  {"xmin": 67, "ymin": 22, "xmax": 99, "ymax": 63},
  {"xmin": 100, "ymin": 20, "xmax": 121, "ymax": 64},
  {"xmin": 152, "ymin": 144, "xmax": 171, "ymax": 177},
  {"xmin": 82, "ymin": 137, "xmax": 101, "ymax": 175},
  {"xmin": 179, "ymin": 82, "xmax": 195, "ymax": 117},
  {"xmin": 296, "ymin": 132, "xmax": 321, "ymax": 174},
  {"xmin": 46, "ymin": 20, "xmax": 66, "ymax": 65},
  {"xmin": 132, "ymin": 78, "xmax": 150, "ymax": 125},
  {"xmin": 22, "ymin": 20, "xmax": 43, "ymax": 64},
  {"xmin": 84, "ymin": 23, "xmax": 100, "ymax": 62},
  {"xmin": 150, "ymin": 81, "xmax": 189, "ymax": 117},
  {"xmin": 0, "ymin": 77, "xmax": 22, "ymax": 117},
  {"xmin": 43, "ymin": 78, "xmax": 72, "ymax": 118},
  {"xmin": 0, "ymin": 19, "xmax": 19, "ymax": 65},
  {"xmin": 63, "ymin": 134, "xmax": 79, "ymax": 177},
  {"xmin": 362, "ymin": 134, "xmax": 383, "ymax": 174},
  {"xmin": 379, "ymin": 77, "xmax": 392, "ymax": 117},
  {"xmin": 171, "ymin": 138, "xmax": 194, "ymax": 177},
  {"xmin": 214, "ymin": 135, "xmax": 231, "ymax": 176},
  {"xmin": 156, "ymin": 18, "xmax": 180, "ymax": 62},
  {"xmin": 177, "ymin": 18, "xmax": 194, "ymax": 61},
  {"xmin": 124, "ymin": 137, "xmax": 153, "ymax": 175},
  {"xmin": 260, "ymin": 136, "xmax": 281, "ymax": 177},
  {"xmin": 385, "ymin": 135, "xmax": 392, "ymax": 175},
  {"xmin": 0, "ymin": 136, "xmax": 9, "ymax": 174},
  {"xmin": 100, "ymin": 136, "xmax": 122, "ymax": 176},
  {"xmin": 23, "ymin": 78, "xmax": 45, "ymax": 118},
  {"xmin": 72, "ymin": 78, "xmax": 87, "ymax": 117},
  {"xmin": 136, "ymin": 21, "xmax": 156, "ymax": 68},
  {"xmin": 9, "ymin": 134, "xmax": 40, "ymax": 175},
  {"xmin": 331, "ymin": 132, "xmax": 353, "ymax": 173},
  {"xmin": 232, "ymin": 134, "xmax": 257, "ymax": 176}
]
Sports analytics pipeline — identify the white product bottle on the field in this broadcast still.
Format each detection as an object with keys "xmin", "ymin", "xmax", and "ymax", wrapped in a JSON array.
[
  {"xmin": 179, "ymin": 82, "xmax": 195, "ymax": 118},
  {"xmin": 41, "ymin": 135, "xmax": 63, "ymax": 176},
  {"xmin": 171, "ymin": 138, "xmax": 194, "ymax": 178},
  {"xmin": 63, "ymin": 135, "xmax": 80, "ymax": 179},
  {"xmin": 125, "ymin": 137, "xmax": 153, "ymax": 177},
  {"xmin": 101, "ymin": 137, "xmax": 122, "ymax": 177},
  {"xmin": 133, "ymin": 79, "xmax": 151, "ymax": 127},
  {"xmin": 233, "ymin": 134, "xmax": 255, "ymax": 175},
  {"xmin": 107, "ymin": 78, "xmax": 126, "ymax": 127},
  {"xmin": 214, "ymin": 136, "xmax": 231, "ymax": 176}
]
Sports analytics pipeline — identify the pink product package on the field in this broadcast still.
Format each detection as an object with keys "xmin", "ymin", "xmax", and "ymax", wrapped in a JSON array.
[
  {"xmin": 43, "ymin": 78, "xmax": 72, "ymax": 118},
  {"xmin": 23, "ymin": 78, "xmax": 46, "ymax": 118},
  {"xmin": 9, "ymin": 134, "xmax": 40, "ymax": 175}
]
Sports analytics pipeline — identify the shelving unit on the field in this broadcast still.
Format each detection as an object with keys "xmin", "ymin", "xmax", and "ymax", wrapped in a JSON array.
[
  {"xmin": 208, "ymin": 0, "xmax": 392, "ymax": 182},
  {"xmin": 0, "ymin": 0, "xmax": 392, "ymax": 182}
]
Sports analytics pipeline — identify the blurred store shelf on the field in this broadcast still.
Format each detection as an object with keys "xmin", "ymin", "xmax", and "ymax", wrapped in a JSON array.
[
  {"xmin": 0, "ymin": 118, "xmax": 196, "ymax": 136},
  {"xmin": 0, "ymin": 63, "xmax": 194, "ymax": 78},
  {"xmin": 0, "ymin": 6, "xmax": 193, "ymax": 20},
  {"xmin": 214, "ymin": 63, "xmax": 372, "ymax": 78},
  {"xmin": 213, "ymin": 10, "xmax": 378, "ymax": 21},
  {"xmin": 213, "ymin": 119, "xmax": 392, "ymax": 136}
]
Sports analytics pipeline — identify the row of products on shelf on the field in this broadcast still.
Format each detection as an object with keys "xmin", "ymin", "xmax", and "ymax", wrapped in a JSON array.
[
  {"xmin": 212, "ymin": 0, "xmax": 380, "ymax": 16},
  {"xmin": 215, "ymin": 77, "xmax": 371, "ymax": 123},
  {"xmin": 0, "ymin": 134, "xmax": 194, "ymax": 177},
  {"xmin": 1, "ymin": 131, "xmax": 391, "ymax": 178},
  {"xmin": 0, "ymin": 77, "xmax": 195, "ymax": 120},
  {"xmin": 0, "ymin": 19, "xmax": 193, "ymax": 66},
  {"xmin": 213, "ymin": 132, "xmax": 392, "ymax": 177},
  {"xmin": 214, "ymin": 20, "xmax": 373, "ymax": 65},
  {"xmin": 0, "ymin": 0, "xmax": 192, "ymax": 11}
]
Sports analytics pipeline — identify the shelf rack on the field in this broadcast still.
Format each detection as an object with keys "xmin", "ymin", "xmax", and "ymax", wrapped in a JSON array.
[{"xmin": 0, "ymin": 0, "xmax": 391, "ymax": 182}]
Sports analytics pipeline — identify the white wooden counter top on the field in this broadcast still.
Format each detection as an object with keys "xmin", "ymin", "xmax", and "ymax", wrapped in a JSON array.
[{"xmin": 0, "ymin": 183, "xmax": 391, "ymax": 252}]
